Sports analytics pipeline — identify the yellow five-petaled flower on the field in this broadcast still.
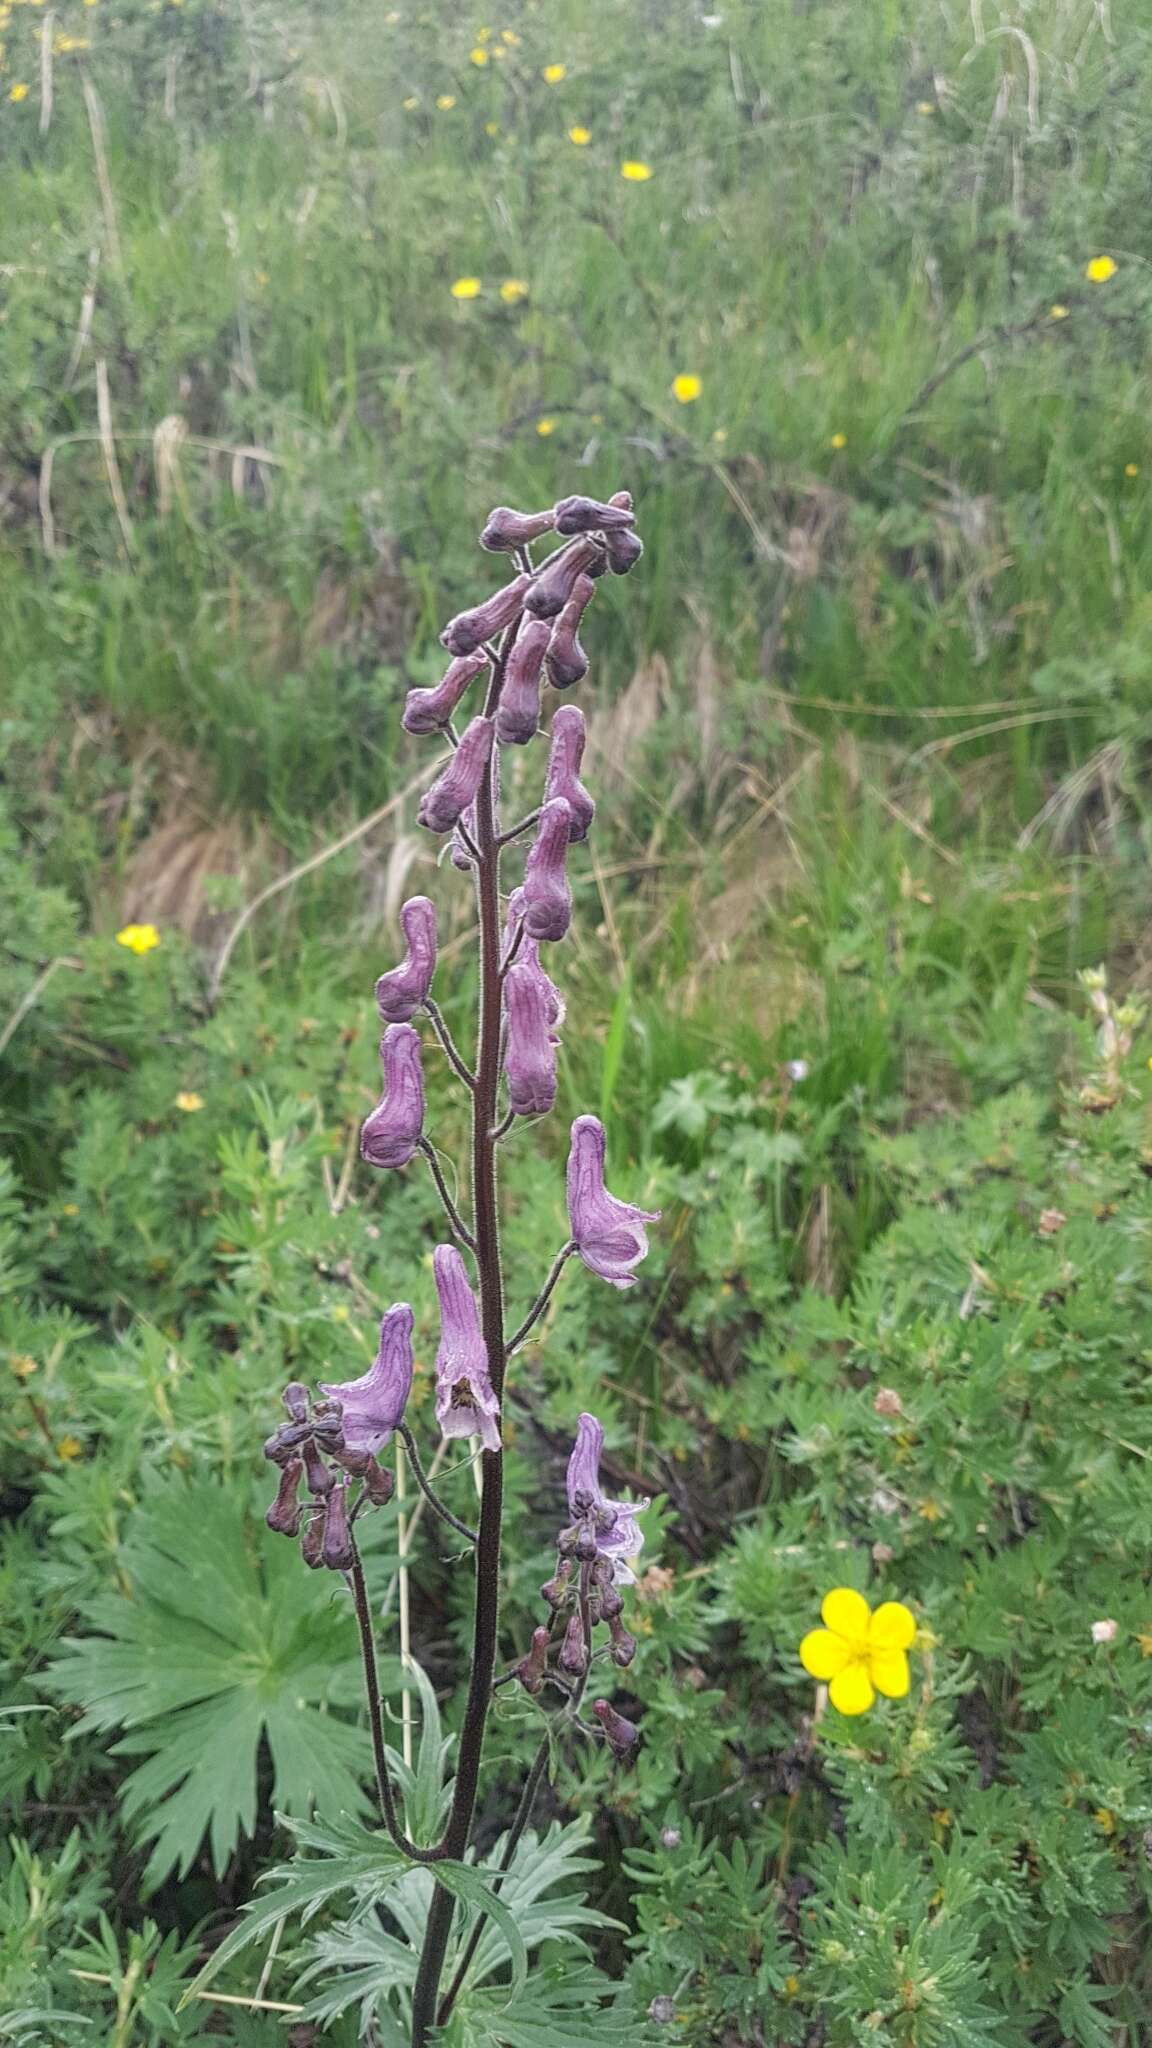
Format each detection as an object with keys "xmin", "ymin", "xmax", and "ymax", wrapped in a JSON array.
[
  {"xmin": 115, "ymin": 922, "xmax": 161, "ymax": 955},
  {"xmin": 1086, "ymin": 255, "xmax": 1117, "ymax": 283},
  {"xmin": 800, "ymin": 1586, "xmax": 916, "ymax": 1716},
  {"xmin": 542, "ymin": 63, "xmax": 566, "ymax": 84}
]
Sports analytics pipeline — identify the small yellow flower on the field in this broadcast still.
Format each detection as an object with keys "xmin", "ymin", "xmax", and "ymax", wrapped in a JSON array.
[
  {"xmin": 501, "ymin": 27, "xmax": 519, "ymax": 44},
  {"xmin": 470, "ymin": 46, "xmax": 488, "ymax": 64},
  {"xmin": 1125, "ymin": 463, "xmax": 1139, "ymax": 477},
  {"xmin": 61, "ymin": 1203, "xmax": 79, "ymax": 1217},
  {"xmin": 331, "ymin": 1303, "xmax": 350, "ymax": 1322},
  {"xmin": 57, "ymin": 1436, "xmax": 84, "ymax": 1461},
  {"xmin": 916, "ymin": 99, "xmax": 934, "ymax": 113},
  {"xmin": 672, "ymin": 373, "xmax": 702, "ymax": 404},
  {"xmin": 568, "ymin": 124, "xmax": 591, "ymax": 145},
  {"xmin": 536, "ymin": 417, "xmax": 556, "ymax": 436},
  {"xmin": 829, "ymin": 431, "xmax": 847, "ymax": 449},
  {"xmin": 174, "ymin": 1091, "xmax": 205, "ymax": 1113},
  {"xmin": 800, "ymin": 1587, "xmax": 917, "ymax": 1716},
  {"xmin": 784, "ymin": 1976, "xmax": 800, "ymax": 1998},
  {"xmin": 500, "ymin": 278, "xmax": 529, "ymax": 303},
  {"xmin": 1086, "ymin": 255, "xmax": 1117, "ymax": 283},
  {"xmin": 1137, "ymin": 1630, "xmax": 1152, "ymax": 1657},
  {"xmin": 484, "ymin": 120, "xmax": 499, "ymax": 135},
  {"xmin": 436, "ymin": 93, "xmax": 457, "ymax": 110},
  {"xmin": 10, "ymin": 1355, "xmax": 38, "ymax": 1379},
  {"xmin": 621, "ymin": 159, "xmax": 652, "ymax": 181},
  {"xmin": 402, "ymin": 95, "xmax": 419, "ymax": 110},
  {"xmin": 115, "ymin": 922, "xmax": 161, "ymax": 955},
  {"xmin": 1094, "ymin": 1807, "xmax": 1116, "ymax": 1834},
  {"xmin": 476, "ymin": 23, "xmax": 491, "ymax": 38},
  {"xmin": 1049, "ymin": 304, "xmax": 1069, "ymax": 319},
  {"xmin": 542, "ymin": 62, "xmax": 566, "ymax": 83},
  {"xmin": 450, "ymin": 276, "xmax": 482, "ymax": 299},
  {"xmin": 8, "ymin": 79, "xmax": 28, "ymax": 99},
  {"xmin": 712, "ymin": 427, "xmax": 727, "ymax": 443}
]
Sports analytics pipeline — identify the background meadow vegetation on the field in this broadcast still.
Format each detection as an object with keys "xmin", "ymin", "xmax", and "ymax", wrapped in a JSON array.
[{"xmin": 4, "ymin": 0, "xmax": 1152, "ymax": 2040}]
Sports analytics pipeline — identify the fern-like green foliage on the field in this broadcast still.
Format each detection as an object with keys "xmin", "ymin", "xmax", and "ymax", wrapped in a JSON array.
[{"xmin": 41, "ymin": 1477, "xmax": 383, "ymax": 1886}]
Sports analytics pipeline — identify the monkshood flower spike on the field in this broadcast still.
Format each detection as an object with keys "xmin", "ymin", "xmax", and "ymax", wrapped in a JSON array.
[
  {"xmin": 375, "ymin": 898, "xmax": 438, "ymax": 1022},
  {"xmin": 566, "ymin": 1114, "xmax": 661, "ymax": 1287},
  {"xmin": 257, "ymin": 482, "xmax": 652, "ymax": 2048},
  {"xmin": 432, "ymin": 1243, "xmax": 501, "ymax": 1452},
  {"xmin": 361, "ymin": 1023, "xmax": 424, "ymax": 1168}
]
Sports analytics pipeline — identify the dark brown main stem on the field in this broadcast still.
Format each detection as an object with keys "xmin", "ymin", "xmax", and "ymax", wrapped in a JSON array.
[{"xmin": 408, "ymin": 642, "xmax": 512, "ymax": 2047}]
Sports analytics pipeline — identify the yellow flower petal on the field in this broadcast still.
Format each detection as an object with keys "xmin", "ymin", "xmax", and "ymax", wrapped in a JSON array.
[
  {"xmin": 800, "ymin": 1629, "xmax": 852, "ymax": 1681},
  {"xmin": 436, "ymin": 94, "xmax": 457, "ymax": 110},
  {"xmin": 469, "ymin": 46, "xmax": 488, "ymax": 65},
  {"xmin": 869, "ymin": 1600, "xmax": 916, "ymax": 1651},
  {"xmin": 869, "ymin": 1648, "xmax": 910, "ymax": 1698},
  {"xmin": 829, "ymin": 1662, "xmax": 875, "ymax": 1715},
  {"xmin": 1049, "ymin": 303, "xmax": 1069, "ymax": 319},
  {"xmin": 568, "ymin": 125, "xmax": 591, "ymax": 145},
  {"xmin": 829, "ymin": 431, "xmax": 847, "ymax": 449},
  {"xmin": 115, "ymin": 923, "xmax": 161, "ymax": 955},
  {"xmin": 484, "ymin": 120, "xmax": 499, "ymax": 135},
  {"xmin": 536, "ymin": 416, "xmax": 555, "ymax": 436},
  {"xmin": 1086, "ymin": 255, "xmax": 1117, "ymax": 283},
  {"xmin": 500, "ymin": 28, "xmax": 519, "ymax": 44},
  {"xmin": 8, "ymin": 80, "xmax": 29, "ymax": 99},
  {"xmin": 621, "ymin": 159, "xmax": 652, "ymax": 182},
  {"xmin": 1125, "ymin": 463, "xmax": 1139, "ymax": 477},
  {"xmin": 174, "ymin": 1091, "xmax": 205, "ymax": 1113},
  {"xmin": 542, "ymin": 62, "xmax": 566, "ymax": 83},
  {"xmin": 672, "ymin": 373, "xmax": 702, "ymax": 404},
  {"xmin": 450, "ymin": 276, "xmax": 482, "ymax": 300},
  {"xmin": 820, "ymin": 1586, "xmax": 871, "ymax": 1641},
  {"xmin": 500, "ymin": 278, "xmax": 529, "ymax": 303}
]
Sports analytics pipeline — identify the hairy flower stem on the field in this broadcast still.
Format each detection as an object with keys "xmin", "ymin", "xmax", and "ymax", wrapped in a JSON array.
[
  {"xmin": 508, "ymin": 1242, "xmax": 576, "ymax": 1353},
  {"xmin": 418, "ymin": 1139, "xmax": 476, "ymax": 1251},
  {"xmin": 423, "ymin": 998, "xmax": 476, "ymax": 1090},
  {"xmin": 435, "ymin": 1734, "xmax": 551, "ymax": 2027},
  {"xmin": 396, "ymin": 1421, "xmax": 477, "ymax": 1545},
  {"xmin": 348, "ymin": 1550, "xmax": 438, "ymax": 1864},
  {"xmin": 408, "ymin": 636, "xmax": 514, "ymax": 2048}
]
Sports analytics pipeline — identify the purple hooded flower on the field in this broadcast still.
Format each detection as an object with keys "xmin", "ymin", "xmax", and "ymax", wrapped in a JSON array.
[
  {"xmin": 525, "ymin": 538, "xmax": 605, "ymax": 621},
  {"xmin": 441, "ymin": 574, "xmax": 531, "ymax": 656},
  {"xmin": 503, "ymin": 963, "xmax": 558, "ymax": 1116},
  {"xmin": 480, "ymin": 505, "xmax": 557, "ymax": 553},
  {"xmin": 402, "ymin": 650, "xmax": 488, "ymax": 736},
  {"xmin": 593, "ymin": 1697, "xmax": 640, "ymax": 1760},
  {"xmin": 361, "ymin": 1024, "xmax": 424, "ymax": 1169},
  {"xmin": 322, "ymin": 1478, "xmax": 355, "ymax": 1572},
  {"xmin": 544, "ymin": 574, "xmax": 595, "ymax": 691},
  {"xmin": 605, "ymin": 528, "xmax": 644, "ymax": 575},
  {"xmin": 417, "ymin": 716, "xmax": 494, "ymax": 834},
  {"xmin": 495, "ymin": 617, "xmax": 550, "ymax": 747},
  {"xmin": 433, "ymin": 1244, "xmax": 501, "ymax": 1452},
  {"xmin": 319, "ymin": 1303, "xmax": 414, "ymax": 1455},
  {"xmin": 543, "ymin": 707, "xmax": 595, "ymax": 841},
  {"xmin": 566, "ymin": 1115, "xmax": 660, "ymax": 1288},
  {"xmin": 566, "ymin": 1411, "xmax": 647, "ymax": 1579},
  {"xmin": 503, "ymin": 888, "xmax": 564, "ymax": 1036},
  {"xmin": 375, "ymin": 897, "xmax": 438, "ymax": 1023},
  {"xmin": 521, "ymin": 798, "xmax": 573, "ymax": 942},
  {"xmin": 553, "ymin": 494, "xmax": 637, "ymax": 537}
]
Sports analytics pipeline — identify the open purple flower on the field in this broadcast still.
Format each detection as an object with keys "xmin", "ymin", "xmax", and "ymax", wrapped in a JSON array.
[
  {"xmin": 441, "ymin": 574, "xmax": 531, "ymax": 656},
  {"xmin": 495, "ymin": 617, "xmax": 550, "ymax": 747},
  {"xmin": 433, "ymin": 1244, "xmax": 501, "ymax": 1452},
  {"xmin": 319, "ymin": 1303, "xmax": 414, "ymax": 1454},
  {"xmin": 566, "ymin": 1411, "xmax": 647, "ymax": 1580},
  {"xmin": 545, "ymin": 575, "xmax": 595, "ymax": 691},
  {"xmin": 503, "ymin": 887, "xmax": 564, "ymax": 1037},
  {"xmin": 503, "ymin": 963, "xmax": 557, "ymax": 1116},
  {"xmin": 521, "ymin": 798, "xmax": 573, "ymax": 942},
  {"xmin": 361, "ymin": 1024, "xmax": 424, "ymax": 1169},
  {"xmin": 417, "ymin": 716, "xmax": 494, "ymax": 834},
  {"xmin": 402, "ymin": 651, "xmax": 488, "ymax": 735},
  {"xmin": 375, "ymin": 897, "xmax": 437, "ymax": 1023},
  {"xmin": 566, "ymin": 1114, "xmax": 660, "ymax": 1288},
  {"xmin": 544, "ymin": 707, "xmax": 595, "ymax": 841}
]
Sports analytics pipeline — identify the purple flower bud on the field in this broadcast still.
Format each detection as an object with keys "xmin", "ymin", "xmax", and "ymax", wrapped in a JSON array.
[
  {"xmin": 599, "ymin": 1578, "xmax": 624, "ymax": 1622},
  {"xmin": 522, "ymin": 798, "xmax": 573, "ymax": 943},
  {"xmin": 553, "ymin": 494, "xmax": 638, "ymax": 536},
  {"xmin": 609, "ymin": 489, "xmax": 633, "ymax": 512},
  {"xmin": 480, "ymin": 505, "xmax": 557, "ymax": 553},
  {"xmin": 361, "ymin": 1024, "xmax": 424, "ymax": 1169},
  {"xmin": 375, "ymin": 897, "xmax": 438, "ymax": 1023},
  {"xmin": 605, "ymin": 527, "xmax": 644, "ymax": 575},
  {"xmin": 565, "ymin": 1409, "xmax": 647, "ymax": 1581},
  {"xmin": 495, "ymin": 617, "xmax": 550, "ymax": 746},
  {"xmin": 265, "ymin": 1457, "xmax": 304, "ymax": 1536},
  {"xmin": 417, "ymin": 716, "xmax": 495, "ymax": 834},
  {"xmin": 503, "ymin": 963, "xmax": 558, "ymax": 1117},
  {"xmin": 566, "ymin": 1118, "xmax": 660, "ymax": 1291},
  {"xmin": 503, "ymin": 889, "xmax": 564, "ymax": 1035},
  {"xmin": 560, "ymin": 1609, "xmax": 587, "ymax": 1674},
  {"xmin": 543, "ymin": 707, "xmax": 595, "ymax": 840},
  {"xmin": 525, "ymin": 538, "xmax": 605, "ymax": 621},
  {"xmin": 544, "ymin": 575, "xmax": 595, "ymax": 691},
  {"xmin": 319, "ymin": 1303, "xmax": 414, "ymax": 1455},
  {"xmin": 516, "ymin": 1625, "xmax": 552, "ymax": 1695},
  {"xmin": 283, "ymin": 1383, "xmax": 310, "ymax": 1423},
  {"xmin": 441, "ymin": 574, "xmax": 531, "ymax": 656},
  {"xmin": 402, "ymin": 651, "xmax": 488, "ymax": 735},
  {"xmin": 609, "ymin": 1615, "xmax": 637, "ymax": 1667},
  {"xmin": 542, "ymin": 1558, "xmax": 573, "ymax": 1608},
  {"xmin": 433, "ymin": 1244, "xmax": 501, "ymax": 1453},
  {"xmin": 593, "ymin": 1697, "xmax": 640, "ymax": 1759},
  {"xmin": 322, "ymin": 1479, "xmax": 355, "ymax": 1572},
  {"xmin": 300, "ymin": 1506, "xmax": 326, "ymax": 1569},
  {"xmin": 301, "ymin": 1436, "xmax": 334, "ymax": 1499}
]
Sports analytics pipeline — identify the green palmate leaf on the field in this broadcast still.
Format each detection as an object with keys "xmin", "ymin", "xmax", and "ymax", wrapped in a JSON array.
[
  {"xmin": 451, "ymin": 1963, "xmax": 655, "ymax": 2048},
  {"xmin": 435, "ymin": 1861, "xmax": 529, "ymax": 2006},
  {"xmin": 41, "ymin": 1477, "xmax": 387, "ymax": 1887},
  {"xmin": 453, "ymin": 1818, "xmax": 619, "ymax": 1991}
]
